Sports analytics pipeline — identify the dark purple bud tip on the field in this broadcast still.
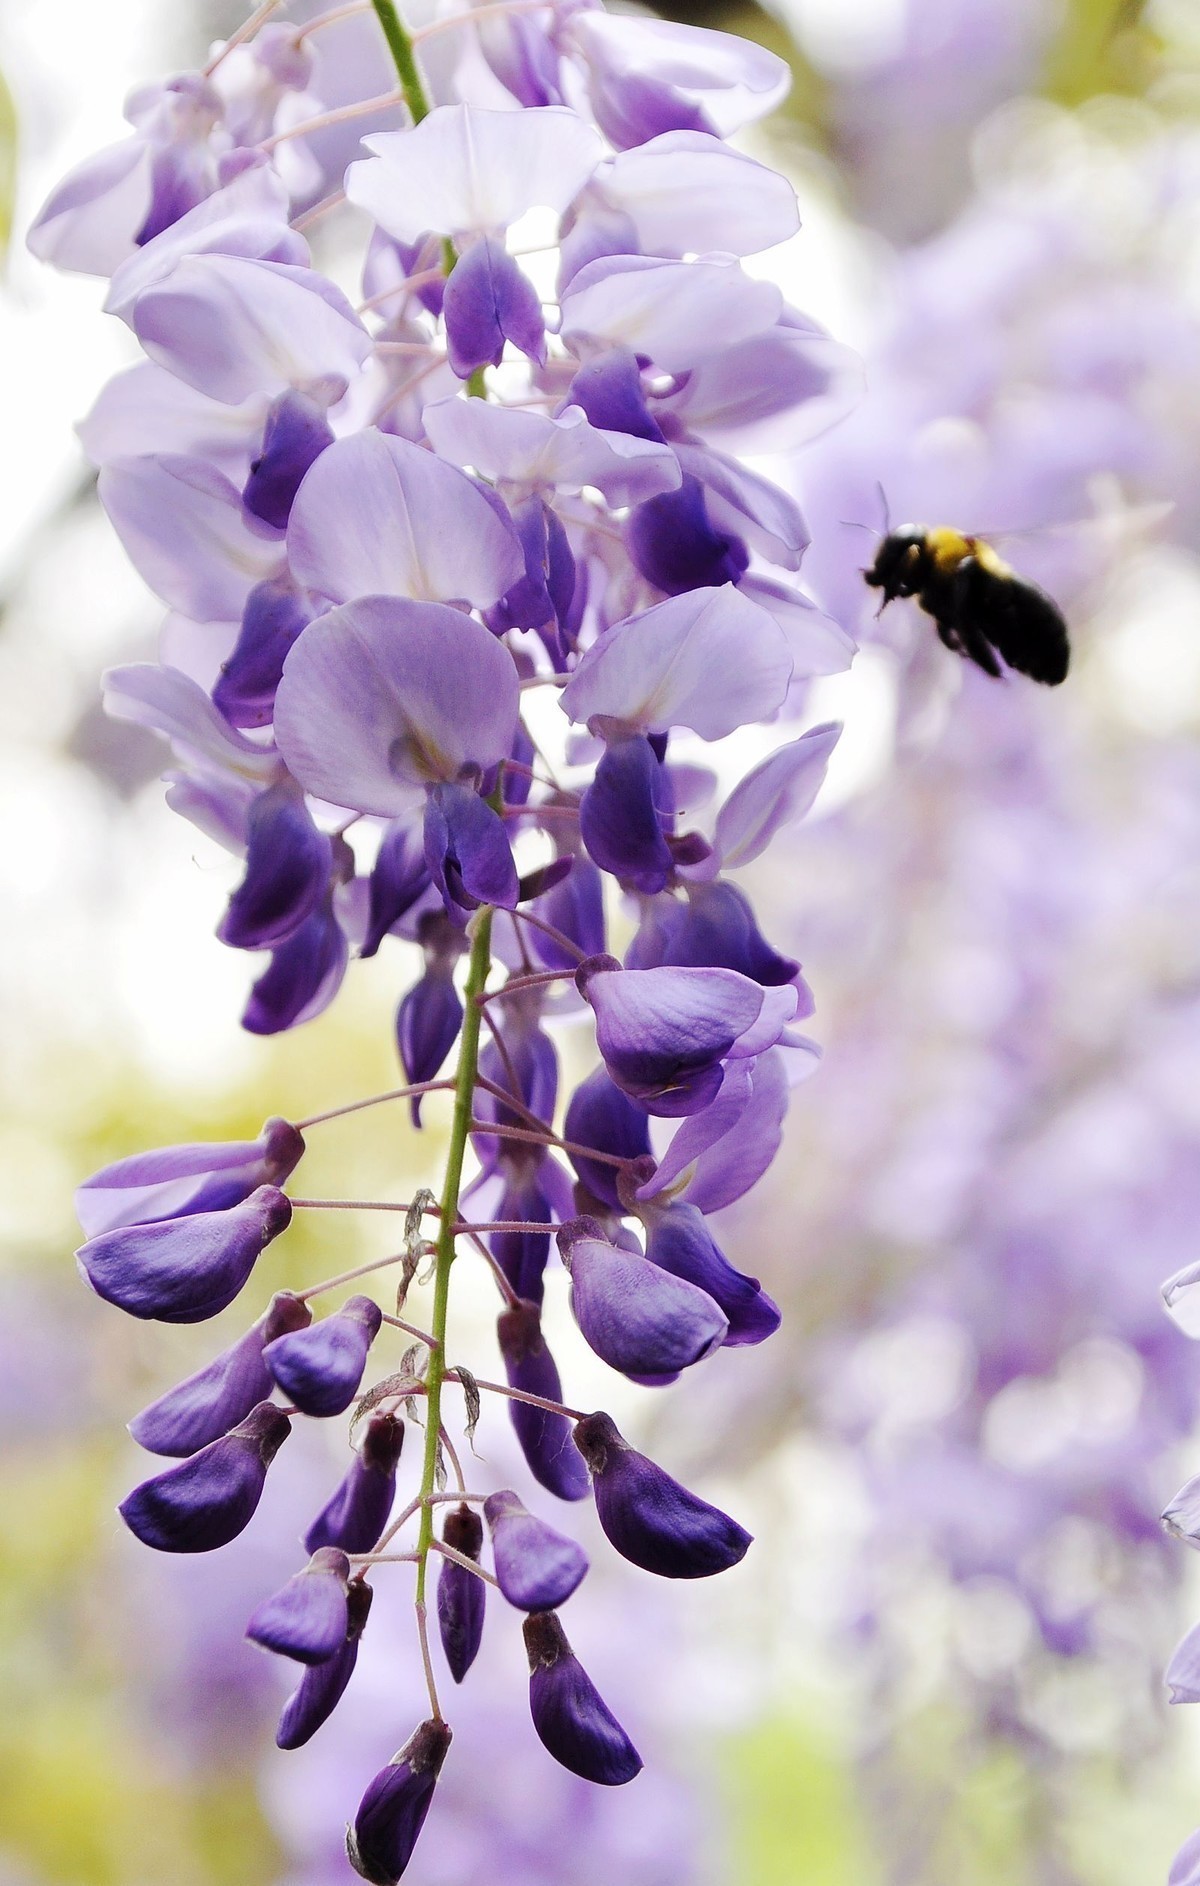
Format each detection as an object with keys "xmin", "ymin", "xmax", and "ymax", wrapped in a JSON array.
[
  {"xmin": 558, "ymin": 1223, "xmax": 728, "ymax": 1379},
  {"xmin": 572, "ymin": 1412, "xmax": 751, "ymax": 1579},
  {"xmin": 118, "ymin": 1401, "xmax": 291, "ymax": 1553},
  {"xmin": 523, "ymin": 1611, "xmax": 642, "ymax": 1787},
  {"xmin": 496, "ymin": 1303, "xmax": 590, "ymax": 1502},
  {"xmin": 277, "ymin": 1577, "xmax": 373, "ymax": 1750},
  {"xmin": 484, "ymin": 1489, "xmax": 588, "ymax": 1611},
  {"xmin": 77, "ymin": 1185, "xmax": 292, "ymax": 1323},
  {"xmin": 128, "ymin": 1290, "xmax": 311, "ymax": 1458},
  {"xmin": 437, "ymin": 1504, "xmax": 486, "ymax": 1684},
  {"xmin": 304, "ymin": 1412, "xmax": 405, "ymax": 1556},
  {"xmin": 264, "ymin": 1293, "xmax": 383, "ymax": 1417},
  {"xmin": 573, "ymin": 954, "xmax": 622, "ymax": 996},
  {"xmin": 347, "ymin": 1719, "xmax": 453, "ymax": 1885},
  {"xmin": 247, "ymin": 1547, "xmax": 352, "ymax": 1664}
]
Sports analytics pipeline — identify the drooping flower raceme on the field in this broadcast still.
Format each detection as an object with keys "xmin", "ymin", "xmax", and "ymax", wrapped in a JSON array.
[{"xmin": 37, "ymin": 0, "xmax": 856, "ymax": 1873}]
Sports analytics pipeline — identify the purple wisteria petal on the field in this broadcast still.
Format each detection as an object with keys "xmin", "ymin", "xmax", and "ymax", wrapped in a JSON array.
[
  {"xmin": 104, "ymin": 160, "xmax": 305, "ymax": 322},
  {"xmin": 560, "ymin": 587, "xmax": 791, "ymax": 741},
  {"xmin": 641, "ymin": 1198, "xmax": 780, "ymax": 1346},
  {"xmin": 487, "ymin": 1165, "xmax": 557, "ymax": 1305},
  {"xmin": 218, "ymin": 783, "xmax": 332, "ymax": 950},
  {"xmin": 424, "ymin": 781, "xmax": 519, "ymax": 916},
  {"xmin": 212, "ymin": 577, "xmax": 311, "ymax": 728},
  {"xmin": 304, "ymin": 1412, "xmax": 405, "ymax": 1556},
  {"xmin": 590, "ymin": 130, "xmax": 798, "ymax": 258},
  {"xmin": 119, "ymin": 1401, "xmax": 291, "ymax": 1553},
  {"xmin": 133, "ymin": 255, "xmax": 371, "ymax": 406},
  {"xmin": 1163, "ymin": 1260, "xmax": 1200, "ymax": 1337},
  {"xmin": 497, "ymin": 1301, "xmax": 590, "ymax": 1502},
  {"xmin": 1167, "ymin": 1623, "xmax": 1200, "ymax": 1704},
  {"xmin": 242, "ymin": 391, "xmax": 334, "ymax": 530},
  {"xmin": 443, "ymin": 237, "xmax": 546, "ymax": 378},
  {"xmin": 566, "ymin": 346, "xmax": 665, "ymax": 443},
  {"xmin": 129, "ymin": 1290, "xmax": 311, "ymax": 1456},
  {"xmin": 487, "ymin": 495, "xmax": 577, "ymax": 639},
  {"xmin": 1163, "ymin": 1475, "xmax": 1200, "ymax": 1552},
  {"xmin": 573, "ymin": 1410, "xmax": 751, "ymax": 1577},
  {"xmin": 436, "ymin": 1504, "xmax": 486, "ymax": 1683},
  {"xmin": 564, "ymin": 11, "xmax": 790, "ymax": 146},
  {"xmin": 578, "ymin": 957, "xmax": 799, "ymax": 1116},
  {"xmin": 563, "ymin": 1066, "xmax": 651, "ymax": 1212},
  {"xmin": 558, "ymin": 1217, "xmax": 727, "ymax": 1375},
  {"xmin": 530, "ymin": 853, "xmax": 606, "ymax": 971},
  {"xmin": 484, "ymin": 1488, "xmax": 588, "ymax": 1610},
  {"xmin": 1171, "ymin": 1830, "xmax": 1200, "ymax": 1886},
  {"xmin": 27, "ymin": 137, "xmax": 153, "ymax": 275},
  {"xmin": 98, "ymin": 454, "xmax": 285, "ymax": 621},
  {"xmin": 78, "ymin": 361, "xmax": 261, "ymax": 475},
  {"xmin": 706, "ymin": 725, "xmax": 842, "ymax": 874},
  {"xmin": 423, "ymin": 397, "xmax": 680, "ymax": 504},
  {"xmin": 579, "ymin": 732, "xmax": 673, "ymax": 894},
  {"xmin": 523, "ymin": 1610, "xmax": 642, "ymax": 1785},
  {"xmin": 274, "ymin": 597, "xmax": 520, "ymax": 814},
  {"xmin": 675, "ymin": 440, "xmax": 809, "ymax": 571},
  {"xmin": 652, "ymin": 319, "xmax": 863, "ymax": 454},
  {"xmin": 76, "ymin": 1185, "xmax": 292, "ymax": 1323},
  {"xmin": 560, "ymin": 255, "xmax": 781, "ymax": 376},
  {"xmin": 346, "ymin": 105, "xmax": 603, "ymax": 243},
  {"xmin": 277, "ymin": 1577, "xmax": 372, "ymax": 1749},
  {"xmin": 628, "ymin": 881, "xmax": 801, "ymax": 987},
  {"xmin": 626, "ymin": 475, "xmax": 748, "ymax": 597},
  {"xmin": 347, "ymin": 1720, "xmax": 452, "ymax": 1885},
  {"xmin": 247, "ymin": 1547, "xmax": 352, "ymax": 1664},
  {"xmin": 644, "ymin": 1051, "xmax": 789, "ymax": 1213},
  {"xmin": 102, "ymin": 660, "xmax": 278, "ymax": 781},
  {"xmin": 362, "ymin": 819, "xmax": 431, "ymax": 958},
  {"xmin": 242, "ymin": 900, "xmax": 350, "ymax": 1035},
  {"xmin": 286, "ymin": 429, "xmax": 523, "ymax": 609},
  {"xmin": 396, "ymin": 963, "xmax": 464, "ymax": 1094},
  {"xmin": 76, "ymin": 1115, "xmax": 303, "ymax": 1236},
  {"xmin": 264, "ymin": 1293, "xmax": 383, "ymax": 1417}
]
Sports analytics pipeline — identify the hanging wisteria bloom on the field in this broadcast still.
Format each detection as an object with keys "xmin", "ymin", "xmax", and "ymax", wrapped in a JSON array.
[{"xmin": 34, "ymin": 0, "xmax": 857, "ymax": 1872}]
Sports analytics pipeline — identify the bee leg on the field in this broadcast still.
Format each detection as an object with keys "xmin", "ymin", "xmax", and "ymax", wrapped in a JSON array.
[{"xmin": 956, "ymin": 619, "xmax": 1003, "ymax": 678}]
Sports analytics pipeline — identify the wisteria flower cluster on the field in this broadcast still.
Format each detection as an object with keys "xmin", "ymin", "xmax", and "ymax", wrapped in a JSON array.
[{"xmin": 34, "ymin": 0, "xmax": 856, "ymax": 1873}]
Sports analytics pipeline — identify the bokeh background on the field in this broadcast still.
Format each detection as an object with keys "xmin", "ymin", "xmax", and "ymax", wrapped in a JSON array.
[{"xmin": 5, "ymin": 0, "xmax": 1200, "ymax": 1880}]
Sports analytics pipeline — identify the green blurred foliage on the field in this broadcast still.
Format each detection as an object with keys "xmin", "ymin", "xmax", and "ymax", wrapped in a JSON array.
[{"xmin": 0, "ymin": 65, "xmax": 14, "ymax": 261}]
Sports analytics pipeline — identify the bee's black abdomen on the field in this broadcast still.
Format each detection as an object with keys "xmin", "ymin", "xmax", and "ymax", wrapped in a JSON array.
[{"xmin": 954, "ymin": 560, "xmax": 1070, "ymax": 686}]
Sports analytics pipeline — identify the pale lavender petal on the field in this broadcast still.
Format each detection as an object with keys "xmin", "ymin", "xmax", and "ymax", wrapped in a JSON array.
[
  {"xmin": 286, "ymin": 429, "xmax": 522, "ymax": 608},
  {"xmin": 274, "ymin": 597, "xmax": 519, "ymax": 814},
  {"xmin": 711, "ymin": 724, "xmax": 842, "ymax": 873},
  {"xmin": 653, "ymin": 322, "xmax": 863, "ymax": 453},
  {"xmin": 566, "ymin": 12, "xmax": 790, "ymax": 143},
  {"xmin": 105, "ymin": 159, "xmax": 306, "ymax": 322},
  {"xmin": 675, "ymin": 441, "xmax": 808, "ymax": 571},
  {"xmin": 592, "ymin": 130, "xmax": 798, "ymax": 258},
  {"xmin": 78, "ymin": 363, "xmax": 262, "ymax": 474},
  {"xmin": 561, "ymin": 254, "xmax": 782, "ymax": 375},
  {"xmin": 1163, "ymin": 1261, "xmax": 1200, "ymax": 1338},
  {"xmin": 740, "ymin": 575, "xmax": 857, "ymax": 678},
  {"xmin": 560, "ymin": 587, "xmax": 792, "ymax": 740},
  {"xmin": 98, "ymin": 455, "xmax": 285, "ymax": 621},
  {"xmin": 1171, "ymin": 1831, "xmax": 1200, "ymax": 1886},
  {"xmin": 346, "ymin": 105, "xmax": 603, "ymax": 242},
  {"xmin": 1163, "ymin": 1475, "xmax": 1200, "ymax": 1551},
  {"xmin": 102, "ymin": 662, "xmax": 278, "ymax": 780},
  {"xmin": 1167, "ymin": 1623, "xmax": 1200, "ymax": 1703},
  {"xmin": 423, "ymin": 398, "xmax": 680, "ymax": 505},
  {"xmin": 668, "ymin": 1050, "xmax": 789, "ymax": 1214},
  {"xmin": 27, "ymin": 137, "xmax": 152, "ymax": 275},
  {"xmin": 133, "ymin": 255, "xmax": 371, "ymax": 406}
]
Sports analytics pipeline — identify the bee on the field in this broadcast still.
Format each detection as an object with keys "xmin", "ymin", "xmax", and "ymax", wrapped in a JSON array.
[{"xmin": 864, "ymin": 525, "xmax": 1070, "ymax": 686}]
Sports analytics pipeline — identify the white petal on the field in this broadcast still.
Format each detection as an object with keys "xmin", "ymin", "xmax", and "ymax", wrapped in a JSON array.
[
  {"xmin": 561, "ymin": 254, "xmax": 781, "ymax": 375},
  {"xmin": 423, "ymin": 397, "xmax": 680, "ymax": 503},
  {"xmin": 595, "ymin": 131, "xmax": 798, "ymax": 258}
]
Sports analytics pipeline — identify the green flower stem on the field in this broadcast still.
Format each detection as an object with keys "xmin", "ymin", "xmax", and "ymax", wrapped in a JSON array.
[
  {"xmin": 369, "ymin": 0, "xmax": 434, "ymax": 123},
  {"xmin": 412, "ymin": 907, "xmax": 494, "ymax": 1692}
]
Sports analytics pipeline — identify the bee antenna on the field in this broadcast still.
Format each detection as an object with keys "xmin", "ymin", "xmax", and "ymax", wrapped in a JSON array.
[
  {"xmin": 875, "ymin": 481, "xmax": 892, "ymax": 534},
  {"xmin": 840, "ymin": 518, "xmax": 879, "ymax": 535}
]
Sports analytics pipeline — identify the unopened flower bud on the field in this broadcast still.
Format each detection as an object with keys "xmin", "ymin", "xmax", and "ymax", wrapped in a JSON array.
[
  {"xmin": 436, "ymin": 1504, "xmax": 486, "ymax": 1684},
  {"xmin": 264, "ymin": 1293, "xmax": 382, "ymax": 1416},
  {"xmin": 347, "ymin": 1718, "xmax": 453, "ymax": 1884},
  {"xmin": 277, "ymin": 1576, "xmax": 372, "ymax": 1750},
  {"xmin": 484, "ymin": 1489, "xmax": 588, "ymax": 1611},
  {"xmin": 119, "ymin": 1401, "xmax": 291, "ymax": 1552},
  {"xmin": 523, "ymin": 1610, "xmax": 642, "ymax": 1786},
  {"xmin": 572, "ymin": 1410, "xmax": 751, "ymax": 1578},
  {"xmin": 130, "ymin": 1289, "xmax": 310, "ymax": 1456},
  {"xmin": 557, "ymin": 1218, "xmax": 727, "ymax": 1378},
  {"xmin": 77, "ymin": 1184, "xmax": 292, "ymax": 1323},
  {"xmin": 496, "ymin": 1301, "xmax": 589, "ymax": 1502},
  {"xmin": 304, "ymin": 1412, "xmax": 404, "ymax": 1556},
  {"xmin": 247, "ymin": 1546, "xmax": 351, "ymax": 1663}
]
